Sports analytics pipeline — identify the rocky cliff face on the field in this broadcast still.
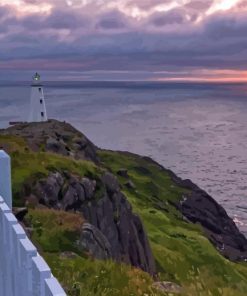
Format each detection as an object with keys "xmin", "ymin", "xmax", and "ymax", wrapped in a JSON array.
[
  {"xmin": 174, "ymin": 178, "xmax": 247, "ymax": 261},
  {"xmin": 143, "ymin": 157, "xmax": 247, "ymax": 262},
  {"xmin": 1, "ymin": 120, "xmax": 156, "ymax": 275},
  {"xmin": 24, "ymin": 170, "xmax": 156, "ymax": 275},
  {"xmin": 2, "ymin": 119, "xmax": 247, "ymax": 268}
]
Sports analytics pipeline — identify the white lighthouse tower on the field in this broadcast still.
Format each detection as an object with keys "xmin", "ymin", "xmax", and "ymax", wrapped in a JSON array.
[{"xmin": 29, "ymin": 72, "xmax": 48, "ymax": 122}]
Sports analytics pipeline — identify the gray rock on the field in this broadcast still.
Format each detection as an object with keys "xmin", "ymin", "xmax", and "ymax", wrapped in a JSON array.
[
  {"xmin": 60, "ymin": 251, "xmax": 77, "ymax": 259},
  {"xmin": 153, "ymin": 281, "xmax": 182, "ymax": 294},
  {"xmin": 1, "ymin": 119, "xmax": 99, "ymax": 163},
  {"xmin": 117, "ymin": 169, "xmax": 129, "ymax": 178},
  {"xmin": 79, "ymin": 223, "xmax": 112, "ymax": 260},
  {"xmin": 63, "ymin": 185, "xmax": 79, "ymax": 211},
  {"xmin": 32, "ymin": 170, "xmax": 156, "ymax": 274},
  {"xmin": 101, "ymin": 172, "xmax": 120, "ymax": 194},
  {"xmin": 35, "ymin": 172, "xmax": 63, "ymax": 206},
  {"xmin": 124, "ymin": 180, "xmax": 136, "ymax": 190},
  {"xmin": 81, "ymin": 178, "xmax": 96, "ymax": 200},
  {"xmin": 46, "ymin": 138, "xmax": 68, "ymax": 155},
  {"xmin": 13, "ymin": 207, "xmax": 28, "ymax": 221},
  {"xmin": 174, "ymin": 178, "xmax": 247, "ymax": 261}
]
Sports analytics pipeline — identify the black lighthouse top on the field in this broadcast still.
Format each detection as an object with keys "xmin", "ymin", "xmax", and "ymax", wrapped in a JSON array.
[{"xmin": 31, "ymin": 72, "xmax": 43, "ymax": 86}]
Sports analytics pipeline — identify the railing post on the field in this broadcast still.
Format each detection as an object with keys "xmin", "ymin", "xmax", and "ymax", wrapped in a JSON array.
[
  {"xmin": 0, "ymin": 149, "xmax": 67, "ymax": 295},
  {"xmin": 0, "ymin": 150, "xmax": 12, "ymax": 209}
]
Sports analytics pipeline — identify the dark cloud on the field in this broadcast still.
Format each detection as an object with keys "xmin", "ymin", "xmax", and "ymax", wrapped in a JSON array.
[
  {"xmin": 149, "ymin": 9, "xmax": 187, "ymax": 27},
  {"xmin": 45, "ymin": 10, "xmax": 87, "ymax": 29},
  {"xmin": 96, "ymin": 10, "xmax": 129, "ymax": 30},
  {"xmin": 0, "ymin": 0, "xmax": 247, "ymax": 76},
  {"xmin": 185, "ymin": 0, "xmax": 213, "ymax": 11},
  {"xmin": 8, "ymin": 8, "xmax": 89, "ymax": 30},
  {"xmin": 204, "ymin": 12, "xmax": 247, "ymax": 39},
  {"xmin": 126, "ymin": 0, "xmax": 170, "ymax": 10}
]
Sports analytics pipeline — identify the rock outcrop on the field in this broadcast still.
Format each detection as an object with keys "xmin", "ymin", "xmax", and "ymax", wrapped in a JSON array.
[
  {"xmin": 0, "ymin": 120, "xmax": 98, "ymax": 163},
  {"xmin": 2, "ymin": 120, "xmax": 247, "ymax": 269},
  {"xmin": 175, "ymin": 178, "xmax": 247, "ymax": 261},
  {"xmin": 141, "ymin": 156, "xmax": 247, "ymax": 262},
  {"xmin": 79, "ymin": 223, "xmax": 112, "ymax": 260},
  {"xmin": 24, "ymin": 171, "xmax": 156, "ymax": 275}
]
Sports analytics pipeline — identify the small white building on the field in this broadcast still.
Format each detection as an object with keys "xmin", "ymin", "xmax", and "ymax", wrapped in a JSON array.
[{"xmin": 29, "ymin": 73, "xmax": 48, "ymax": 122}]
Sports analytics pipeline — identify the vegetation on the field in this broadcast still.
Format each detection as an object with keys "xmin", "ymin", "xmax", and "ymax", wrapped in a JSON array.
[
  {"xmin": 0, "ymin": 135, "xmax": 102, "ymax": 206},
  {"xmin": 1, "ymin": 134, "xmax": 247, "ymax": 295},
  {"xmin": 26, "ymin": 208, "xmax": 165, "ymax": 296},
  {"xmin": 99, "ymin": 150, "xmax": 247, "ymax": 296}
]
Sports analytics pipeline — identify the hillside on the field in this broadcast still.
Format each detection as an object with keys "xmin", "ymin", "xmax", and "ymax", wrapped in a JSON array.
[{"xmin": 0, "ymin": 119, "xmax": 247, "ymax": 296}]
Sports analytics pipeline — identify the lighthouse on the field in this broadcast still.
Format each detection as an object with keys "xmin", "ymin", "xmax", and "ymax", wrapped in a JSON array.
[{"xmin": 29, "ymin": 73, "xmax": 48, "ymax": 122}]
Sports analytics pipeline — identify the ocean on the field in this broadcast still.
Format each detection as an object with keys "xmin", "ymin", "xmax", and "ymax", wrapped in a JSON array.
[{"xmin": 1, "ymin": 81, "xmax": 247, "ymax": 236}]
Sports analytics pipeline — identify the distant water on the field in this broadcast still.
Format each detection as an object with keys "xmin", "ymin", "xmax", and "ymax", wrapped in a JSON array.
[{"xmin": 1, "ymin": 81, "xmax": 247, "ymax": 236}]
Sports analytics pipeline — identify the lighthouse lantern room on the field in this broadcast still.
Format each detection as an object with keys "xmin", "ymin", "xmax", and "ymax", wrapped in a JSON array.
[{"xmin": 29, "ymin": 73, "xmax": 48, "ymax": 122}]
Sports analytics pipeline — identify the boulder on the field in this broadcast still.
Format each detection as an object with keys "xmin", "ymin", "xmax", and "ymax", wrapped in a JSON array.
[
  {"xmin": 153, "ymin": 281, "xmax": 182, "ymax": 294},
  {"xmin": 101, "ymin": 172, "xmax": 120, "ymax": 194},
  {"xmin": 81, "ymin": 178, "xmax": 96, "ymax": 200},
  {"xmin": 13, "ymin": 207, "xmax": 28, "ymax": 221},
  {"xmin": 124, "ymin": 180, "xmax": 136, "ymax": 190},
  {"xmin": 117, "ymin": 169, "xmax": 129, "ymax": 178},
  {"xmin": 79, "ymin": 223, "xmax": 112, "ymax": 260},
  {"xmin": 34, "ymin": 172, "xmax": 63, "ymax": 207}
]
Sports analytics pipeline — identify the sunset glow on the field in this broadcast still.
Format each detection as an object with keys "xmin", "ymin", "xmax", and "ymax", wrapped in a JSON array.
[{"xmin": 157, "ymin": 69, "xmax": 247, "ymax": 83}]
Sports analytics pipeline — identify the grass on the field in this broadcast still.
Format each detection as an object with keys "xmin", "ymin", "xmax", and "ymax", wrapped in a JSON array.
[
  {"xmin": 45, "ymin": 254, "xmax": 166, "ymax": 296},
  {"xmin": 27, "ymin": 208, "xmax": 166, "ymax": 296},
  {"xmin": 0, "ymin": 134, "xmax": 103, "ymax": 206},
  {"xmin": 26, "ymin": 209, "xmax": 84, "ymax": 255},
  {"xmin": 2, "ymin": 134, "xmax": 247, "ymax": 295},
  {"xmin": 98, "ymin": 150, "xmax": 247, "ymax": 296},
  {"xmin": 11, "ymin": 150, "xmax": 101, "ymax": 205}
]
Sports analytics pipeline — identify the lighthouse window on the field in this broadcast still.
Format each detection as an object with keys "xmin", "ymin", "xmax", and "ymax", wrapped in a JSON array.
[
  {"xmin": 39, "ymin": 88, "xmax": 42, "ymax": 92},
  {"xmin": 40, "ymin": 99, "xmax": 43, "ymax": 104},
  {"xmin": 41, "ymin": 112, "xmax": 44, "ymax": 117}
]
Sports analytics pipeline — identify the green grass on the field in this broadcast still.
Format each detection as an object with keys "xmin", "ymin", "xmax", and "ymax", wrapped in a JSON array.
[
  {"xmin": 45, "ymin": 254, "xmax": 166, "ymax": 296},
  {"xmin": 0, "ymin": 134, "xmax": 102, "ymax": 206},
  {"xmin": 98, "ymin": 150, "xmax": 247, "ymax": 296},
  {"xmin": 11, "ymin": 150, "xmax": 101, "ymax": 205},
  {"xmin": 2, "ymin": 133, "xmax": 247, "ymax": 295},
  {"xmin": 26, "ymin": 209, "xmax": 85, "ymax": 255},
  {"xmin": 27, "ymin": 208, "xmax": 166, "ymax": 296}
]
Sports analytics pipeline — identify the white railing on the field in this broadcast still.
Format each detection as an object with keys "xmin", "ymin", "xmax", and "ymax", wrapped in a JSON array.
[{"xmin": 0, "ymin": 150, "xmax": 67, "ymax": 296}]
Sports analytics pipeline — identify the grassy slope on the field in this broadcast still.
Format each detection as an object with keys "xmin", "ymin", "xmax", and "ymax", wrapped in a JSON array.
[
  {"xmin": 1, "ymin": 134, "xmax": 247, "ymax": 295},
  {"xmin": 1, "ymin": 135, "xmax": 164, "ymax": 296},
  {"xmin": 99, "ymin": 150, "xmax": 247, "ymax": 296},
  {"xmin": 0, "ymin": 135, "xmax": 101, "ymax": 206},
  {"xmin": 26, "ymin": 209, "xmax": 163, "ymax": 296}
]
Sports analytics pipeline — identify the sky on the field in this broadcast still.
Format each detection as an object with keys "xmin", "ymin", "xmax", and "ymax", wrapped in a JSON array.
[{"xmin": 0, "ymin": 0, "xmax": 247, "ymax": 81}]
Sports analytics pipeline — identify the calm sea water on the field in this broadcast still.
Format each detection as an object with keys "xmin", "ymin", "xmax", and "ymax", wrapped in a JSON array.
[{"xmin": 1, "ymin": 81, "xmax": 247, "ymax": 236}]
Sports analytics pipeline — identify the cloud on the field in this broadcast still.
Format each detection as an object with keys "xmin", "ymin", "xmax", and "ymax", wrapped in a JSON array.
[
  {"xmin": 185, "ymin": 0, "xmax": 213, "ymax": 11},
  {"xmin": 126, "ymin": 0, "xmax": 171, "ymax": 10},
  {"xmin": 204, "ymin": 11, "xmax": 247, "ymax": 39},
  {"xmin": 148, "ymin": 9, "xmax": 187, "ymax": 27},
  {"xmin": 96, "ymin": 10, "xmax": 129, "ymax": 31},
  {"xmin": 0, "ymin": 0, "xmax": 247, "ymax": 79}
]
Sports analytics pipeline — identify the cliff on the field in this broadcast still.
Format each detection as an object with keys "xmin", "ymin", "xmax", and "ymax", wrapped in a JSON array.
[
  {"xmin": 1, "ymin": 120, "xmax": 247, "ymax": 296},
  {"xmin": 0, "ymin": 120, "xmax": 155, "ymax": 275}
]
